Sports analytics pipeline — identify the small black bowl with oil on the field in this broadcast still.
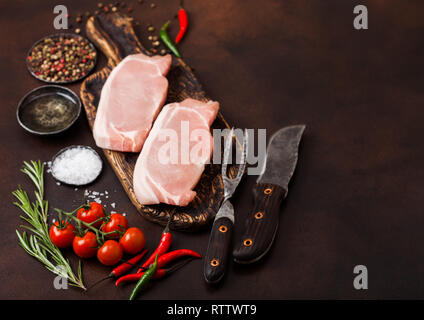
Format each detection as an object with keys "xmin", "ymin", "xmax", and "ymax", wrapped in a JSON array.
[{"xmin": 17, "ymin": 85, "xmax": 81, "ymax": 135}]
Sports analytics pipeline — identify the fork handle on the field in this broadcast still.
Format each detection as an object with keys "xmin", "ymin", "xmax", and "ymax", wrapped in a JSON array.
[{"xmin": 204, "ymin": 216, "xmax": 233, "ymax": 284}]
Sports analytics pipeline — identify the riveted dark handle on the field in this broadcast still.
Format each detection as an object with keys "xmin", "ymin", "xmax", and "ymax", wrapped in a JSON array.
[
  {"xmin": 233, "ymin": 183, "xmax": 286, "ymax": 264},
  {"xmin": 204, "ymin": 217, "xmax": 233, "ymax": 284}
]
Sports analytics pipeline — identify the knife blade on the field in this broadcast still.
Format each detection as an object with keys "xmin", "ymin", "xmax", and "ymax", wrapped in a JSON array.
[{"xmin": 232, "ymin": 125, "xmax": 305, "ymax": 264}]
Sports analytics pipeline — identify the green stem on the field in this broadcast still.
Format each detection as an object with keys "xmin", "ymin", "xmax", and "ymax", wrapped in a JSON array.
[{"xmin": 14, "ymin": 161, "xmax": 86, "ymax": 290}]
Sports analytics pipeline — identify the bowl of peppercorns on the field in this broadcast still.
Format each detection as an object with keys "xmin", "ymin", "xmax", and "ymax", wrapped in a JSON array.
[{"xmin": 26, "ymin": 33, "xmax": 97, "ymax": 84}]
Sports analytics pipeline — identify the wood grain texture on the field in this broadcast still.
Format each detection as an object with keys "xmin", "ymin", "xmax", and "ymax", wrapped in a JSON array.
[
  {"xmin": 204, "ymin": 216, "xmax": 233, "ymax": 284},
  {"xmin": 80, "ymin": 13, "xmax": 233, "ymax": 231},
  {"xmin": 232, "ymin": 183, "xmax": 287, "ymax": 263}
]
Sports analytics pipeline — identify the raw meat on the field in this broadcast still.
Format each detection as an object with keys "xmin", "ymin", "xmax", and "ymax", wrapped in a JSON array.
[
  {"xmin": 133, "ymin": 98, "xmax": 219, "ymax": 206},
  {"xmin": 93, "ymin": 53, "xmax": 172, "ymax": 152}
]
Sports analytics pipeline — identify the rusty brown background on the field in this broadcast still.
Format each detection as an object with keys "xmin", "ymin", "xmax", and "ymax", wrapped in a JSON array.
[{"xmin": 1, "ymin": 0, "xmax": 424, "ymax": 299}]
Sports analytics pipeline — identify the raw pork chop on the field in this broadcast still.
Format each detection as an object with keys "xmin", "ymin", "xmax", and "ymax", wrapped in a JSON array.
[
  {"xmin": 93, "ymin": 53, "xmax": 172, "ymax": 152},
  {"xmin": 133, "ymin": 98, "xmax": 219, "ymax": 206}
]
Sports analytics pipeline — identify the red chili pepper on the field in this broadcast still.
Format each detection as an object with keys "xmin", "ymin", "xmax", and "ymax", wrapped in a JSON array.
[
  {"xmin": 111, "ymin": 249, "xmax": 148, "ymax": 277},
  {"xmin": 115, "ymin": 249, "xmax": 201, "ymax": 286},
  {"xmin": 155, "ymin": 249, "xmax": 201, "ymax": 268},
  {"xmin": 175, "ymin": 6, "xmax": 188, "ymax": 44},
  {"xmin": 115, "ymin": 270, "xmax": 164, "ymax": 286},
  {"xmin": 136, "ymin": 223, "xmax": 173, "ymax": 273}
]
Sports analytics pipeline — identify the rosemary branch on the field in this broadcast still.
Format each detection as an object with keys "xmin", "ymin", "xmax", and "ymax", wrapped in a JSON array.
[{"xmin": 13, "ymin": 160, "xmax": 86, "ymax": 290}]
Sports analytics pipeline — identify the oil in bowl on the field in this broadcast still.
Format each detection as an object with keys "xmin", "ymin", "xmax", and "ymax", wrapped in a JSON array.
[{"xmin": 17, "ymin": 85, "xmax": 81, "ymax": 135}]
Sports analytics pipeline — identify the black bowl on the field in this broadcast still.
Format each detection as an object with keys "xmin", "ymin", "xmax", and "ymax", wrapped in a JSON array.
[
  {"xmin": 17, "ymin": 85, "xmax": 81, "ymax": 135},
  {"xmin": 51, "ymin": 145, "xmax": 103, "ymax": 186},
  {"xmin": 26, "ymin": 33, "xmax": 97, "ymax": 84}
]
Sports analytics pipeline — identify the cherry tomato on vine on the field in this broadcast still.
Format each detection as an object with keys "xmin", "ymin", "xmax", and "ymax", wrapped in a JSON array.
[
  {"xmin": 49, "ymin": 220, "xmax": 75, "ymax": 248},
  {"xmin": 119, "ymin": 227, "xmax": 146, "ymax": 255},
  {"xmin": 77, "ymin": 202, "xmax": 105, "ymax": 228},
  {"xmin": 72, "ymin": 231, "xmax": 98, "ymax": 258},
  {"xmin": 101, "ymin": 213, "xmax": 128, "ymax": 238},
  {"xmin": 97, "ymin": 240, "xmax": 124, "ymax": 266}
]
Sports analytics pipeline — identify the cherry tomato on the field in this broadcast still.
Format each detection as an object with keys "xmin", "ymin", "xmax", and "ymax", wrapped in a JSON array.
[
  {"xmin": 101, "ymin": 213, "xmax": 128, "ymax": 238},
  {"xmin": 72, "ymin": 231, "xmax": 98, "ymax": 258},
  {"xmin": 119, "ymin": 227, "xmax": 146, "ymax": 255},
  {"xmin": 77, "ymin": 202, "xmax": 105, "ymax": 228},
  {"xmin": 97, "ymin": 240, "xmax": 123, "ymax": 266},
  {"xmin": 49, "ymin": 220, "xmax": 75, "ymax": 248}
]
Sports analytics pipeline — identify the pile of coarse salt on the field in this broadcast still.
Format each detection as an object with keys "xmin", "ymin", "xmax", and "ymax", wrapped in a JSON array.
[{"xmin": 51, "ymin": 146, "xmax": 102, "ymax": 185}]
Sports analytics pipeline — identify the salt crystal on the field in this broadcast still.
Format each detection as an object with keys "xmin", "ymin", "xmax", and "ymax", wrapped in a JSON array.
[
  {"xmin": 122, "ymin": 213, "xmax": 126, "ymax": 216},
  {"xmin": 111, "ymin": 203, "xmax": 116, "ymax": 208},
  {"xmin": 51, "ymin": 147, "xmax": 102, "ymax": 185},
  {"xmin": 56, "ymin": 182, "xmax": 61, "ymax": 186}
]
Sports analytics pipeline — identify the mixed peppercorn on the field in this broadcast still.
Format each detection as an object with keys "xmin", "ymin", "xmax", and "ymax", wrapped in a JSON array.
[{"xmin": 27, "ymin": 35, "xmax": 97, "ymax": 83}]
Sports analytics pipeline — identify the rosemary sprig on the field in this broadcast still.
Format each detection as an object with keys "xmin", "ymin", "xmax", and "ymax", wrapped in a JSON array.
[{"xmin": 13, "ymin": 160, "xmax": 86, "ymax": 290}]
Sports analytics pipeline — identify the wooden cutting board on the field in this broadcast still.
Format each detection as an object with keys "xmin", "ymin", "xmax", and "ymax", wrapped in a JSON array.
[{"xmin": 80, "ymin": 13, "xmax": 234, "ymax": 231}]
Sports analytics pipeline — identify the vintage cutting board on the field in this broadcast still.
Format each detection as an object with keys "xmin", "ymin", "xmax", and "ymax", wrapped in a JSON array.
[{"xmin": 80, "ymin": 13, "xmax": 235, "ymax": 231}]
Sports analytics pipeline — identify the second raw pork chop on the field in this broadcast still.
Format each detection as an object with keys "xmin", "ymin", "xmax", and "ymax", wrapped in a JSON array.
[
  {"xmin": 93, "ymin": 53, "xmax": 172, "ymax": 152},
  {"xmin": 133, "ymin": 98, "xmax": 219, "ymax": 206}
]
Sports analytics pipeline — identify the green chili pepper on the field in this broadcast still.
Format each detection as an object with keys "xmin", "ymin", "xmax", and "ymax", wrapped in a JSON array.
[
  {"xmin": 129, "ymin": 254, "xmax": 158, "ymax": 300},
  {"xmin": 159, "ymin": 21, "xmax": 181, "ymax": 58}
]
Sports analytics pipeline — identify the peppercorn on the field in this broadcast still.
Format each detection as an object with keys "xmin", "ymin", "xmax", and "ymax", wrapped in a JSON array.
[{"xmin": 27, "ymin": 34, "xmax": 97, "ymax": 83}]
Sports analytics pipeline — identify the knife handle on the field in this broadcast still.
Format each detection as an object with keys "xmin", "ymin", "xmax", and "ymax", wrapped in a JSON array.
[
  {"xmin": 233, "ymin": 183, "xmax": 286, "ymax": 264},
  {"xmin": 204, "ymin": 216, "xmax": 233, "ymax": 284}
]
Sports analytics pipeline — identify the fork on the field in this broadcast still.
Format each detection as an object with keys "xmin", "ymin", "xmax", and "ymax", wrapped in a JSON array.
[{"xmin": 204, "ymin": 128, "xmax": 248, "ymax": 284}]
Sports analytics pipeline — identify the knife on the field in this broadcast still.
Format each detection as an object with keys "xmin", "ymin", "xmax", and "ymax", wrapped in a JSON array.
[{"xmin": 232, "ymin": 125, "xmax": 305, "ymax": 264}]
